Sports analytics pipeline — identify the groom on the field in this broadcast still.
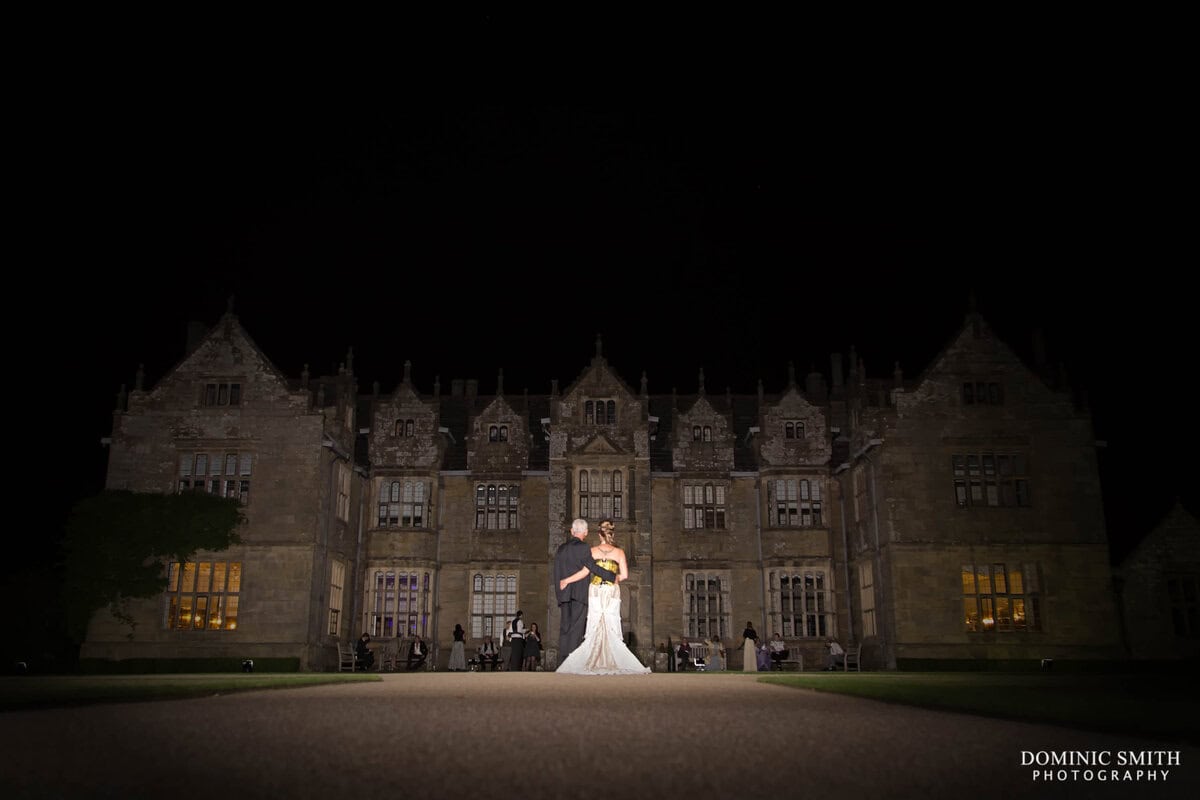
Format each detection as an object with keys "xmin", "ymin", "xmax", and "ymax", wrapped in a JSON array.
[{"xmin": 553, "ymin": 518, "xmax": 617, "ymax": 664}]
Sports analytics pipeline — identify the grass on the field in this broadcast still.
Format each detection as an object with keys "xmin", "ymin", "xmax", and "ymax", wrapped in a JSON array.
[
  {"xmin": 0, "ymin": 673, "xmax": 381, "ymax": 712},
  {"xmin": 758, "ymin": 672, "xmax": 1200, "ymax": 743}
]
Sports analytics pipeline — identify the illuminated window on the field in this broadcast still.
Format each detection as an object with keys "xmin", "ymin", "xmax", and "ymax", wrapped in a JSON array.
[
  {"xmin": 178, "ymin": 451, "xmax": 252, "ymax": 504},
  {"xmin": 470, "ymin": 572, "xmax": 517, "ymax": 640},
  {"xmin": 684, "ymin": 572, "xmax": 729, "ymax": 640},
  {"xmin": 376, "ymin": 479, "xmax": 428, "ymax": 528},
  {"xmin": 953, "ymin": 453, "xmax": 1031, "ymax": 508},
  {"xmin": 962, "ymin": 562, "xmax": 1040, "ymax": 632},
  {"xmin": 578, "ymin": 468, "xmax": 623, "ymax": 519},
  {"xmin": 682, "ymin": 482, "xmax": 727, "ymax": 530},
  {"xmin": 769, "ymin": 569, "xmax": 833, "ymax": 638},
  {"xmin": 166, "ymin": 560, "xmax": 241, "ymax": 631},
  {"xmin": 768, "ymin": 478, "xmax": 823, "ymax": 527},
  {"xmin": 475, "ymin": 483, "xmax": 520, "ymax": 529},
  {"xmin": 366, "ymin": 569, "xmax": 431, "ymax": 638},
  {"xmin": 329, "ymin": 560, "xmax": 346, "ymax": 636}
]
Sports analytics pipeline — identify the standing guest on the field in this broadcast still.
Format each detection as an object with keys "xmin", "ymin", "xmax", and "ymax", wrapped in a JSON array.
[
  {"xmin": 355, "ymin": 632, "xmax": 375, "ymax": 671},
  {"xmin": 478, "ymin": 635, "xmax": 500, "ymax": 671},
  {"xmin": 523, "ymin": 622, "xmax": 543, "ymax": 671},
  {"xmin": 507, "ymin": 610, "xmax": 526, "ymax": 671},
  {"xmin": 448, "ymin": 623, "xmax": 467, "ymax": 672},
  {"xmin": 741, "ymin": 621, "xmax": 758, "ymax": 672}
]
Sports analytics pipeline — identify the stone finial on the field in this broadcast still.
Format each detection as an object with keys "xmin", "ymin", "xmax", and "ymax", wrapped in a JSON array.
[
  {"xmin": 497, "ymin": 367, "xmax": 504, "ymax": 396},
  {"xmin": 372, "ymin": 380, "xmax": 380, "ymax": 396},
  {"xmin": 894, "ymin": 361, "xmax": 903, "ymax": 387},
  {"xmin": 301, "ymin": 363, "xmax": 310, "ymax": 390},
  {"xmin": 403, "ymin": 360, "xmax": 412, "ymax": 385},
  {"xmin": 640, "ymin": 370, "xmax": 648, "ymax": 396},
  {"xmin": 787, "ymin": 361, "xmax": 796, "ymax": 388},
  {"xmin": 226, "ymin": 295, "xmax": 235, "ymax": 314},
  {"xmin": 433, "ymin": 375, "xmax": 441, "ymax": 396},
  {"xmin": 551, "ymin": 378, "xmax": 559, "ymax": 397},
  {"xmin": 135, "ymin": 363, "xmax": 144, "ymax": 392},
  {"xmin": 116, "ymin": 383, "xmax": 127, "ymax": 411},
  {"xmin": 346, "ymin": 346, "xmax": 354, "ymax": 375},
  {"xmin": 698, "ymin": 367, "xmax": 706, "ymax": 396},
  {"xmin": 595, "ymin": 333, "xmax": 603, "ymax": 358},
  {"xmin": 338, "ymin": 362, "xmax": 345, "ymax": 376}
]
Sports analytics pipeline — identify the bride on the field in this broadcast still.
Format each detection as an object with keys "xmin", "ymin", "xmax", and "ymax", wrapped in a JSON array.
[{"xmin": 556, "ymin": 519, "xmax": 650, "ymax": 675}]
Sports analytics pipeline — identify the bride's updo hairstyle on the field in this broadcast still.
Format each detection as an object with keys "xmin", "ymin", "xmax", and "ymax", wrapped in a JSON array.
[{"xmin": 598, "ymin": 519, "xmax": 616, "ymax": 546}]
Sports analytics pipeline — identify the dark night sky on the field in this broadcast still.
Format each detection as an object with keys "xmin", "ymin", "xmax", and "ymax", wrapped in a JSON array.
[{"xmin": 32, "ymin": 105, "xmax": 1193, "ymax": 566}]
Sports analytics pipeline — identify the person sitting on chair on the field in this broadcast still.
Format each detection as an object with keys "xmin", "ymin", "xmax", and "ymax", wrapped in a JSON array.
[
  {"xmin": 478, "ymin": 635, "xmax": 500, "ymax": 671},
  {"xmin": 355, "ymin": 632, "xmax": 375, "ymax": 670},
  {"xmin": 676, "ymin": 638, "xmax": 691, "ymax": 672},
  {"xmin": 768, "ymin": 633, "xmax": 787, "ymax": 670},
  {"xmin": 824, "ymin": 639, "xmax": 845, "ymax": 670},
  {"xmin": 407, "ymin": 636, "xmax": 427, "ymax": 670}
]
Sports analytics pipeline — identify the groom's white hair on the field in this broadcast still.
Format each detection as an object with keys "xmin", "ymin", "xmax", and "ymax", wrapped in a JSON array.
[{"xmin": 570, "ymin": 518, "xmax": 588, "ymax": 535}]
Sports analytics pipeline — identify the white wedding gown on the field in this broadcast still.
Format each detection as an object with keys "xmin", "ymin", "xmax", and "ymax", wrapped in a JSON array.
[{"xmin": 556, "ymin": 581, "xmax": 650, "ymax": 675}]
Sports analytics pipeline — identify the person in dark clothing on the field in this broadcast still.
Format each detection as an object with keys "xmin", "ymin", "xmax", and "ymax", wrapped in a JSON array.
[{"xmin": 355, "ymin": 632, "xmax": 375, "ymax": 670}]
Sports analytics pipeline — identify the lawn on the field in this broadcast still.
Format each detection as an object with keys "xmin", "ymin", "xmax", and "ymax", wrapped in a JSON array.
[
  {"xmin": 758, "ymin": 672, "xmax": 1200, "ymax": 743},
  {"xmin": 0, "ymin": 673, "xmax": 381, "ymax": 711}
]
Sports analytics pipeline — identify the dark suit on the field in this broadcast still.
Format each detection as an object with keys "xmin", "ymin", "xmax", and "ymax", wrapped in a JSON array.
[{"xmin": 553, "ymin": 537, "xmax": 617, "ymax": 662}]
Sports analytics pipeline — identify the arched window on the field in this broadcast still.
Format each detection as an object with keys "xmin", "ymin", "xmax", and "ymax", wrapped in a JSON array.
[
  {"xmin": 703, "ymin": 425, "xmax": 712, "ymax": 442},
  {"xmin": 693, "ymin": 426, "xmax": 702, "ymax": 441},
  {"xmin": 499, "ymin": 425, "xmax": 508, "ymax": 442},
  {"xmin": 489, "ymin": 425, "xmax": 499, "ymax": 442}
]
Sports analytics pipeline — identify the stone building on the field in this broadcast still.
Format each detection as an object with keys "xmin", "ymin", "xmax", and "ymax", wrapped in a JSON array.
[
  {"xmin": 1117, "ymin": 502, "xmax": 1200, "ymax": 661},
  {"xmin": 83, "ymin": 307, "xmax": 1144, "ymax": 671}
]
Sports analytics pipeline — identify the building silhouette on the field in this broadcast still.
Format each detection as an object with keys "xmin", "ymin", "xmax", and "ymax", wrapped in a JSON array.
[{"xmin": 81, "ymin": 306, "xmax": 1190, "ymax": 671}]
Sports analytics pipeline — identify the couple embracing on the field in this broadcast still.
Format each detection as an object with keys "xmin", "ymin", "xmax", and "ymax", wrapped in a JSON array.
[{"xmin": 552, "ymin": 518, "xmax": 650, "ymax": 675}]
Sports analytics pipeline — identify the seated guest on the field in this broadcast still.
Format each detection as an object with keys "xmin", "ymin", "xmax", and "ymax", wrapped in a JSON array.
[
  {"xmin": 355, "ymin": 632, "xmax": 375, "ymax": 670},
  {"xmin": 407, "ymin": 636, "xmax": 427, "ymax": 670},
  {"xmin": 756, "ymin": 641, "xmax": 772, "ymax": 671},
  {"xmin": 768, "ymin": 633, "xmax": 787, "ymax": 671},
  {"xmin": 676, "ymin": 639, "xmax": 691, "ymax": 672},
  {"xmin": 478, "ymin": 635, "xmax": 500, "ymax": 671},
  {"xmin": 825, "ymin": 639, "xmax": 845, "ymax": 671}
]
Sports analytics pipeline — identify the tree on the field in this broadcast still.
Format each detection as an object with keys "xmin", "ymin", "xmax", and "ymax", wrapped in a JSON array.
[{"xmin": 62, "ymin": 490, "xmax": 244, "ymax": 642}]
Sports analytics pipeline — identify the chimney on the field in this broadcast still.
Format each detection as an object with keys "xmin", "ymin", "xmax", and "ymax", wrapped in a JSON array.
[{"xmin": 451, "ymin": 379, "xmax": 464, "ymax": 397}]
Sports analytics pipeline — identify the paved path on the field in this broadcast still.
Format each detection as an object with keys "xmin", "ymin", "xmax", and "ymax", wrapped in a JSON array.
[{"xmin": 2, "ymin": 673, "xmax": 1197, "ymax": 799}]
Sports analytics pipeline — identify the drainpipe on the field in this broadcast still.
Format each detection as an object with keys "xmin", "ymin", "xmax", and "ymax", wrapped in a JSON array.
[
  {"xmin": 350, "ymin": 464, "xmax": 368, "ymax": 645},
  {"xmin": 320, "ymin": 435, "xmax": 351, "ymax": 670},
  {"xmin": 834, "ymin": 462, "xmax": 855, "ymax": 643},
  {"xmin": 858, "ymin": 439, "xmax": 888, "ymax": 668},
  {"xmin": 755, "ymin": 476, "xmax": 766, "ymax": 637}
]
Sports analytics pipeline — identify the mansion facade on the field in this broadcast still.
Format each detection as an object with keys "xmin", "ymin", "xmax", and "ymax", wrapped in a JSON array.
[{"xmin": 83, "ymin": 308, "xmax": 1164, "ymax": 671}]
